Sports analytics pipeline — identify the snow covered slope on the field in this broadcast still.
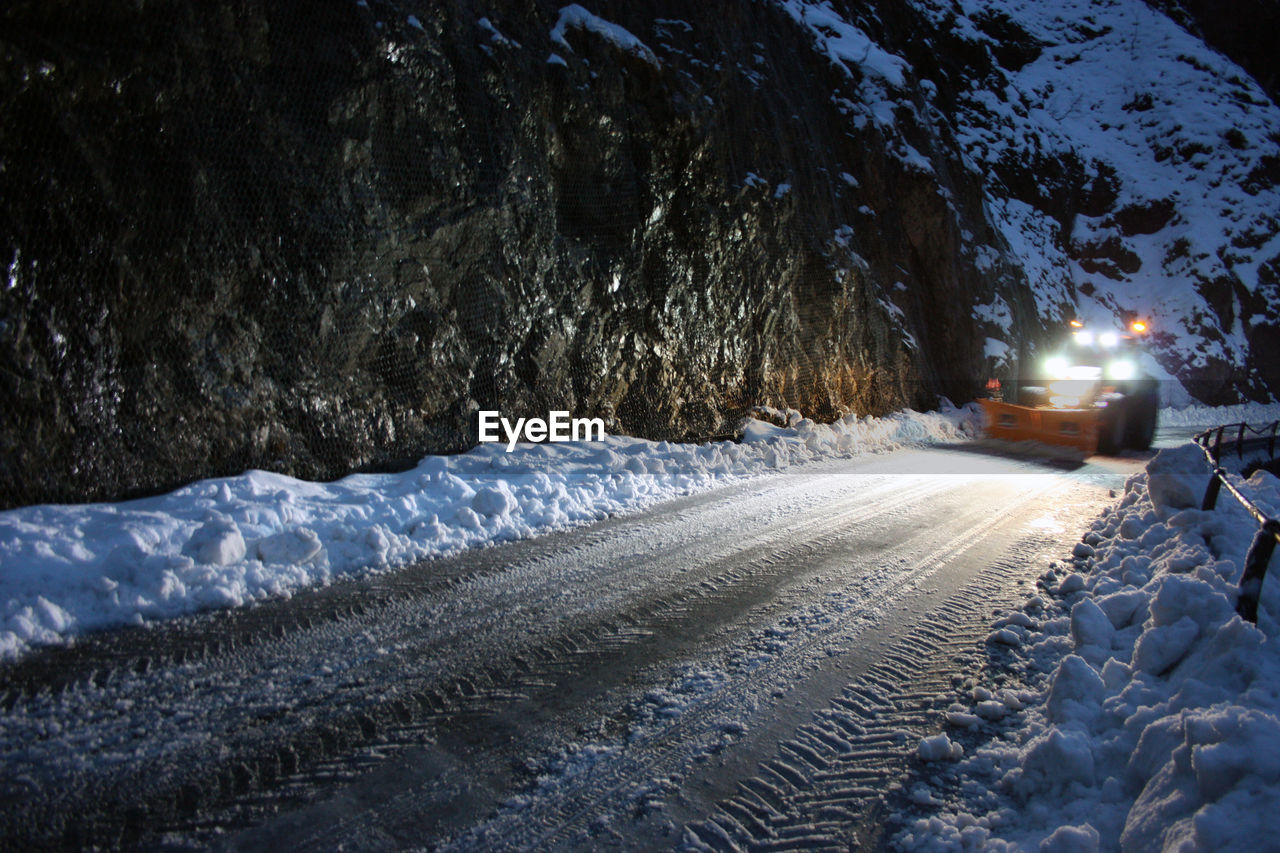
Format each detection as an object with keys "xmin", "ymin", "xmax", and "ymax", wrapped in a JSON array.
[{"xmin": 911, "ymin": 0, "xmax": 1280, "ymax": 402}]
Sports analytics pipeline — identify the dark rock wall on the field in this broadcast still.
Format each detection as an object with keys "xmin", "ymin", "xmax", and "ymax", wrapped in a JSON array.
[{"xmin": 0, "ymin": 0, "xmax": 1086, "ymax": 507}]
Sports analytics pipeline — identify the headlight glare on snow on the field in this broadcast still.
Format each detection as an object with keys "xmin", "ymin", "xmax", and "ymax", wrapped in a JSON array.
[
  {"xmin": 1048, "ymin": 379, "xmax": 1097, "ymax": 399},
  {"xmin": 1107, "ymin": 359, "xmax": 1136, "ymax": 380}
]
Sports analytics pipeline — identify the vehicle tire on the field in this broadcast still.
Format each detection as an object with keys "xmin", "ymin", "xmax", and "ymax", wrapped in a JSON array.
[
  {"xmin": 1097, "ymin": 401, "xmax": 1127, "ymax": 455},
  {"xmin": 1124, "ymin": 390, "xmax": 1158, "ymax": 451}
]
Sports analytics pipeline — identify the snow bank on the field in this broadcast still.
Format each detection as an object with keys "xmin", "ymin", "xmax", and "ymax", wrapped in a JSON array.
[
  {"xmin": 900, "ymin": 444, "xmax": 1280, "ymax": 851},
  {"xmin": 0, "ymin": 406, "xmax": 978, "ymax": 661}
]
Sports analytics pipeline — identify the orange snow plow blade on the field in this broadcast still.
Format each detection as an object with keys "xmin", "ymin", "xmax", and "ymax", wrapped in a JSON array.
[{"xmin": 978, "ymin": 398, "xmax": 1100, "ymax": 454}]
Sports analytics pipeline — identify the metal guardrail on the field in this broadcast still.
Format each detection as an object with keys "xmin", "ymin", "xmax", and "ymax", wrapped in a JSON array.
[{"xmin": 1194, "ymin": 421, "xmax": 1280, "ymax": 623}]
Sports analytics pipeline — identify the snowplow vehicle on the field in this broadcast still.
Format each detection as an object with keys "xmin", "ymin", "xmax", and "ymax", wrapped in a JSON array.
[{"xmin": 980, "ymin": 320, "xmax": 1159, "ymax": 455}]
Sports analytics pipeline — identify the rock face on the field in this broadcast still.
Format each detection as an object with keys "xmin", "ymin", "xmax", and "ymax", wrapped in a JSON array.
[
  {"xmin": 0, "ymin": 0, "xmax": 1275, "ymax": 508},
  {"xmin": 976, "ymin": 1, "xmax": 1278, "ymax": 406},
  {"xmin": 930, "ymin": 0, "xmax": 1280, "ymax": 408},
  {"xmin": 1148, "ymin": 0, "xmax": 1280, "ymax": 105},
  {"xmin": 0, "ymin": 0, "xmax": 1021, "ymax": 507}
]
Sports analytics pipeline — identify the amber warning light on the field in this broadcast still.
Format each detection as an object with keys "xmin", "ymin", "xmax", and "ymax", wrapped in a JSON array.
[{"xmin": 1130, "ymin": 320, "xmax": 1148, "ymax": 334}]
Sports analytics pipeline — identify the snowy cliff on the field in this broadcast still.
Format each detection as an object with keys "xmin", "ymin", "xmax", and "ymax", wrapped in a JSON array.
[
  {"xmin": 1, "ymin": 0, "xmax": 1277, "ymax": 506},
  {"xmin": 930, "ymin": 0, "xmax": 1280, "ymax": 403}
]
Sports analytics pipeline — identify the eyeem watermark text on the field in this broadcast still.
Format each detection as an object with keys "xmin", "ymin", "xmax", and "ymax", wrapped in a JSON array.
[{"xmin": 478, "ymin": 411, "xmax": 606, "ymax": 451}]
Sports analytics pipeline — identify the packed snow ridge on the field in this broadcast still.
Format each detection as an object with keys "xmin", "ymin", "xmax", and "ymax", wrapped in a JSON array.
[
  {"xmin": 901, "ymin": 443, "xmax": 1280, "ymax": 851},
  {"xmin": 0, "ymin": 406, "xmax": 979, "ymax": 662}
]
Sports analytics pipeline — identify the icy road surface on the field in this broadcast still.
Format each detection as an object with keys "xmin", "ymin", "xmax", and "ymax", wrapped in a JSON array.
[{"xmin": 0, "ymin": 445, "xmax": 1148, "ymax": 849}]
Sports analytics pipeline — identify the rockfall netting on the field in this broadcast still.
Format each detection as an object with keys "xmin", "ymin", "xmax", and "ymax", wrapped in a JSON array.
[{"xmin": 0, "ymin": 0, "xmax": 1038, "ymax": 509}]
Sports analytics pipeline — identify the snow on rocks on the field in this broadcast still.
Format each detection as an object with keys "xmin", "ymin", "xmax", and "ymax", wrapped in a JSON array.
[
  {"xmin": 899, "ymin": 443, "xmax": 1280, "ymax": 851},
  {"xmin": 0, "ymin": 406, "xmax": 979, "ymax": 661},
  {"xmin": 777, "ymin": 0, "xmax": 910, "ymax": 88},
  {"xmin": 549, "ymin": 4, "xmax": 660, "ymax": 69},
  {"xmin": 929, "ymin": 0, "xmax": 1280, "ymax": 404}
]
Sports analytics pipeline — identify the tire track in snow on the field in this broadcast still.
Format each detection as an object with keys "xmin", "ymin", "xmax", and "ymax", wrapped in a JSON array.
[
  {"xmin": 681, "ymin": 544, "xmax": 1059, "ymax": 852},
  {"xmin": 207, "ymin": 477, "xmax": 957, "ymax": 850},
  {"xmin": 0, "ymin": 470, "xmax": 916, "ymax": 698},
  {"xmin": 432, "ymin": 480, "xmax": 1060, "ymax": 851},
  {"xmin": 1, "ymin": 468, "xmax": 957, "ymax": 847}
]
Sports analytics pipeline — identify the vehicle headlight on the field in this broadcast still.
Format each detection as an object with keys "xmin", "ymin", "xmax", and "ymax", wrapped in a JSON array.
[
  {"xmin": 1073, "ymin": 330, "xmax": 1095, "ymax": 346},
  {"xmin": 1045, "ymin": 356, "xmax": 1069, "ymax": 378},
  {"xmin": 1099, "ymin": 332, "xmax": 1119, "ymax": 348},
  {"xmin": 1107, "ymin": 359, "xmax": 1136, "ymax": 380}
]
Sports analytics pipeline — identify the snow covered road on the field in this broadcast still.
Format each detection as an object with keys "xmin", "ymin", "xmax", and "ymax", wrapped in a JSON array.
[{"xmin": 0, "ymin": 446, "xmax": 1141, "ymax": 848}]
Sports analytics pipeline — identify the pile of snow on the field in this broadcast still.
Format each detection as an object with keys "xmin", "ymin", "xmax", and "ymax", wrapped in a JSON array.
[
  {"xmin": 900, "ymin": 443, "xmax": 1280, "ymax": 850},
  {"xmin": 0, "ymin": 406, "xmax": 980, "ymax": 661}
]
